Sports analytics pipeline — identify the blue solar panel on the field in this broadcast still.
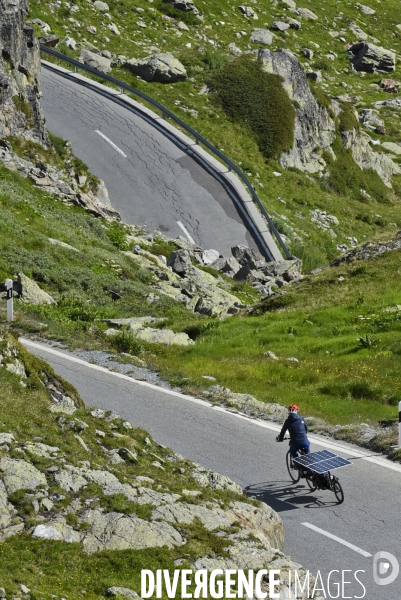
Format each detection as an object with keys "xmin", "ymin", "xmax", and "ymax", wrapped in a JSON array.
[{"xmin": 293, "ymin": 450, "xmax": 351, "ymax": 474}]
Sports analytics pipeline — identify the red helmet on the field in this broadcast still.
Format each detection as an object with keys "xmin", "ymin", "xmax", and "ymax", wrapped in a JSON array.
[{"xmin": 288, "ymin": 404, "xmax": 299, "ymax": 412}]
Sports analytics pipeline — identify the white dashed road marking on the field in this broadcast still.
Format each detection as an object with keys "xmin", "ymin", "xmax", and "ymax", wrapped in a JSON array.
[
  {"xmin": 302, "ymin": 523, "xmax": 372, "ymax": 557},
  {"xmin": 95, "ymin": 130, "xmax": 127, "ymax": 157},
  {"xmin": 177, "ymin": 221, "xmax": 195, "ymax": 244}
]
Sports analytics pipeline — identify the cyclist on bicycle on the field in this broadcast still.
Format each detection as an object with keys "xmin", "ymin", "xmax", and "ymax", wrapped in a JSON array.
[{"xmin": 276, "ymin": 404, "xmax": 310, "ymax": 457}]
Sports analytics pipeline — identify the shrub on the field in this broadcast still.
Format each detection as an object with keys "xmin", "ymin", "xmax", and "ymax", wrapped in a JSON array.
[
  {"xmin": 108, "ymin": 329, "xmax": 142, "ymax": 355},
  {"xmin": 338, "ymin": 104, "xmax": 359, "ymax": 132},
  {"xmin": 208, "ymin": 55, "xmax": 295, "ymax": 159},
  {"xmin": 106, "ymin": 222, "xmax": 129, "ymax": 250}
]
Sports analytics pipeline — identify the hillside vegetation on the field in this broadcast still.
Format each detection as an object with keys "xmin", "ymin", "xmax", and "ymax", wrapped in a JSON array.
[
  {"xmin": 1, "ymin": 165, "xmax": 401, "ymax": 447},
  {"xmin": 27, "ymin": 0, "xmax": 401, "ymax": 270}
]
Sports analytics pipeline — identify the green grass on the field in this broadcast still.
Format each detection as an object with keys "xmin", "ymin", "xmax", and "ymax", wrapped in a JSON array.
[
  {"xmin": 29, "ymin": 0, "xmax": 401, "ymax": 268},
  {"xmin": 0, "ymin": 332, "xmax": 255, "ymax": 599}
]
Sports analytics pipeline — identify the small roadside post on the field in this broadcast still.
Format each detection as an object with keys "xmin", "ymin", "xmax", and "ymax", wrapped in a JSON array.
[{"xmin": 6, "ymin": 279, "xmax": 13, "ymax": 322}]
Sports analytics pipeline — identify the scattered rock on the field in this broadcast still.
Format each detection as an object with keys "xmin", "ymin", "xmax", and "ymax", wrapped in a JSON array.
[
  {"xmin": 271, "ymin": 21, "xmax": 290, "ymax": 32},
  {"xmin": 125, "ymin": 52, "xmax": 187, "ymax": 82},
  {"xmin": 163, "ymin": 0, "xmax": 199, "ymax": 14},
  {"xmin": 238, "ymin": 5, "xmax": 258, "ymax": 19},
  {"xmin": 348, "ymin": 42, "xmax": 396, "ymax": 73},
  {"xmin": 79, "ymin": 49, "xmax": 112, "ymax": 73},
  {"xmin": 250, "ymin": 28, "xmax": 275, "ymax": 45},
  {"xmin": 382, "ymin": 142, "xmax": 401, "ymax": 155},
  {"xmin": 356, "ymin": 3, "xmax": 375, "ymax": 15},
  {"xmin": 94, "ymin": 0, "xmax": 109, "ymax": 11},
  {"xmin": 297, "ymin": 7, "xmax": 318, "ymax": 20},
  {"xmin": 17, "ymin": 272, "xmax": 56, "ymax": 305}
]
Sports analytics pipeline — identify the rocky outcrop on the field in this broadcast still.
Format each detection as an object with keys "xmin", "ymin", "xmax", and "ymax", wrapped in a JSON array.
[
  {"xmin": 163, "ymin": 0, "xmax": 199, "ymax": 14},
  {"xmin": 330, "ymin": 231, "xmax": 401, "ymax": 266},
  {"xmin": 341, "ymin": 128, "xmax": 401, "ymax": 187},
  {"xmin": 0, "ymin": 142, "xmax": 120, "ymax": 220},
  {"xmin": 104, "ymin": 316, "xmax": 195, "ymax": 346},
  {"xmin": 125, "ymin": 53, "xmax": 187, "ymax": 83},
  {"xmin": 258, "ymin": 49, "xmax": 336, "ymax": 173},
  {"xmin": 79, "ymin": 49, "xmax": 112, "ymax": 73},
  {"xmin": 348, "ymin": 42, "xmax": 396, "ymax": 73},
  {"xmin": 17, "ymin": 272, "xmax": 56, "ymax": 305},
  {"xmin": 0, "ymin": 0, "xmax": 47, "ymax": 144}
]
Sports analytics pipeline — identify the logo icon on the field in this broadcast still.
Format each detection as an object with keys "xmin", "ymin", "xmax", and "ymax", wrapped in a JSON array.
[{"xmin": 373, "ymin": 551, "xmax": 399, "ymax": 586}]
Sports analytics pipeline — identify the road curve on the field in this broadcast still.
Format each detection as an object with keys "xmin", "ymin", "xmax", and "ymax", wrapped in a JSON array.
[
  {"xmin": 40, "ymin": 67, "xmax": 260, "ymax": 256},
  {"xmin": 23, "ymin": 339, "xmax": 401, "ymax": 599}
]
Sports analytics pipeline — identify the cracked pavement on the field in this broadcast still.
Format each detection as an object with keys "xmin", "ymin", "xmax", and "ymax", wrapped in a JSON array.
[{"xmin": 40, "ymin": 68, "xmax": 258, "ymax": 255}]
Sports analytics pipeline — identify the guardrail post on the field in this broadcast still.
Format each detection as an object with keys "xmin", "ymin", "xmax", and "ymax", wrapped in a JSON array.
[
  {"xmin": 74, "ymin": 65, "xmax": 77, "ymax": 74},
  {"xmin": 6, "ymin": 279, "xmax": 13, "ymax": 322}
]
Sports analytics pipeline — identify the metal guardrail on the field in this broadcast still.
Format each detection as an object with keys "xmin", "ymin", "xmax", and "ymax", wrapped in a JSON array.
[{"xmin": 40, "ymin": 45, "xmax": 291, "ymax": 260}]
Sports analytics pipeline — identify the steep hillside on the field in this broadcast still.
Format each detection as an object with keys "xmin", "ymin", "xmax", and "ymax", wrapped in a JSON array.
[
  {"xmin": 25, "ymin": 0, "xmax": 401, "ymax": 269},
  {"xmin": 0, "ymin": 331, "xmax": 322, "ymax": 600}
]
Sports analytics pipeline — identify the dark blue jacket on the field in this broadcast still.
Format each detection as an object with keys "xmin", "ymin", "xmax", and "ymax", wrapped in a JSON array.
[{"xmin": 278, "ymin": 412, "xmax": 308, "ymax": 444}]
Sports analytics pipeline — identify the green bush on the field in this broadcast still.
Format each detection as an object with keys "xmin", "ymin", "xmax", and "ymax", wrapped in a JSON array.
[
  {"xmin": 208, "ymin": 55, "xmax": 295, "ymax": 159},
  {"xmin": 108, "ymin": 329, "xmax": 142, "ymax": 355},
  {"xmin": 106, "ymin": 222, "xmax": 129, "ymax": 250},
  {"xmin": 338, "ymin": 104, "xmax": 359, "ymax": 132}
]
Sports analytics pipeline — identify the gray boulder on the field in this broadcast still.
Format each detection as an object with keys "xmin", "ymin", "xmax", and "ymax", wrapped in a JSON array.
[
  {"xmin": 348, "ymin": 42, "xmax": 396, "ymax": 73},
  {"xmin": 297, "ymin": 7, "xmax": 318, "ymax": 19},
  {"xmin": 258, "ymin": 49, "xmax": 336, "ymax": 173},
  {"xmin": 250, "ymin": 28, "xmax": 275, "ymax": 45},
  {"xmin": 18, "ymin": 272, "xmax": 56, "ymax": 305},
  {"xmin": 93, "ymin": 0, "xmax": 109, "ymax": 11},
  {"xmin": 271, "ymin": 21, "xmax": 290, "ymax": 32},
  {"xmin": 79, "ymin": 49, "xmax": 112, "ymax": 73},
  {"xmin": 163, "ymin": 0, "xmax": 199, "ymax": 14},
  {"xmin": 231, "ymin": 244, "xmax": 265, "ymax": 269},
  {"xmin": 167, "ymin": 249, "xmax": 192, "ymax": 274},
  {"xmin": 210, "ymin": 256, "xmax": 241, "ymax": 277},
  {"xmin": 238, "ymin": 5, "xmax": 258, "ymax": 19},
  {"xmin": 125, "ymin": 52, "xmax": 187, "ymax": 82},
  {"xmin": 359, "ymin": 108, "xmax": 384, "ymax": 129}
]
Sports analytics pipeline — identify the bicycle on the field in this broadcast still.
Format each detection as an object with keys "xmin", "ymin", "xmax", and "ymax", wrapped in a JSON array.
[{"xmin": 281, "ymin": 438, "xmax": 348, "ymax": 505}]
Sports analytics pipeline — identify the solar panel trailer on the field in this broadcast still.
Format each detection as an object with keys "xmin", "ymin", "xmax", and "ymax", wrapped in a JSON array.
[{"xmin": 293, "ymin": 450, "xmax": 352, "ymax": 474}]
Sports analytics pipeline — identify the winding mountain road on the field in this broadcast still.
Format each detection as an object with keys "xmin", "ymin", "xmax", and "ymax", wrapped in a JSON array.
[
  {"xmin": 23, "ymin": 339, "xmax": 401, "ymax": 600},
  {"xmin": 40, "ymin": 66, "xmax": 261, "ymax": 256}
]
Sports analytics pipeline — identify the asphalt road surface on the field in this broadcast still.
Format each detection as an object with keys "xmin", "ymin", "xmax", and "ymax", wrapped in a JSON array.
[
  {"xmin": 40, "ymin": 66, "xmax": 260, "ymax": 256},
  {"xmin": 23, "ymin": 339, "xmax": 401, "ymax": 600}
]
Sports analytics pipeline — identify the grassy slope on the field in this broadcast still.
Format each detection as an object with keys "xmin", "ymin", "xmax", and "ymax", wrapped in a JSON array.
[
  {"xmin": 0, "ymin": 336, "xmax": 253, "ymax": 599},
  {"xmin": 28, "ymin": 0, "xmax": 401, "ymax": 270},
  {"xmin": 1, "ymin": 165, "xmax": 401, "ymax": 430}
]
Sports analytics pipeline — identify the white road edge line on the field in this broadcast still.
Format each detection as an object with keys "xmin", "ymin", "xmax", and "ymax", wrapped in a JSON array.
[
  {"xmin": 177, "ymin": 221, "xmax": 195, "ymax": 244},
  {"xmin": 95, "ymin": 130, "xmax": 127, "ymax": 158},
  {"xmin": 302, "ymin": 523, "xmax": 372, "ymax": 558},
  {"xmin": 20, "ymin": 339, "xmax": 401, "ymax": 474}
]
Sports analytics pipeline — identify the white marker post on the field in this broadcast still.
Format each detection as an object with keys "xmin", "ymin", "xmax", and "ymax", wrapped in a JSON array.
[{"xmin": 6, "ymin": 279, "xmax": 13, "ymax": 322}]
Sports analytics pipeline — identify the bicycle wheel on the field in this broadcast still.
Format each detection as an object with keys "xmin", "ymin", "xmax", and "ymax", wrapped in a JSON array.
[
  {"xmin": 286, "ymin": 451, "xmax": 300, "ymax": 483},
  {"xmin": 305, "ymin": 474, "xmax": 317, "ymax": 491},
  {"xmin": 332, "ymin": 477, "xmax": 344, "ymax": 504}
]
